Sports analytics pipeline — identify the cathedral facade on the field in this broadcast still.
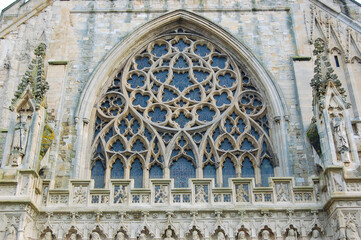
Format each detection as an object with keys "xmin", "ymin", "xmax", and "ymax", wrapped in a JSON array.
[{"xmin": 0, "ymin": 0, "xmax": 361, "ymax": 239}]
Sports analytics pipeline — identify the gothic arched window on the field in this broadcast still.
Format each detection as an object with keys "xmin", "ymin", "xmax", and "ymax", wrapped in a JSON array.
[{"xmin": 90, "ymin": 29, "xmax": 275, "ymax": 188}]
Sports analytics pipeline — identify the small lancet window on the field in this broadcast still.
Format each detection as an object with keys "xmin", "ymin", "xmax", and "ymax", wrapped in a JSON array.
[
  {"xmin": 260, "ymin": 158, "xmax": 274, "ymax": 186},
  {"xmin": 149, "ymin": 164, "xmax": 163, "ymax": 178},
  {"xmin": 92, "ymin": 160, "xmax": 105, "ymax": 188},
  {"xmin": 111, "ymin": 159, "xmax": 124, "ymax": 179},
  {"xmin": 334, "ymin": 55, "xmax": 340, "ymax": 67},
  {"xmin": 170, "ymin": 157, "xmax": 195, "ymax": 188},
  {"xmin": 241, "ymin": 157, "xmax": 255, "ymax": 178},
  {"xmin": 203, "ymin": 164, "xmax": 217, "ymax": 185},
  {"xmin": 130, "ymin": 158, "xmax": 143, "ymax": 188},
  {"xmin": 222, "ymin": 157, "xmax": 235, "ymax": 187}
]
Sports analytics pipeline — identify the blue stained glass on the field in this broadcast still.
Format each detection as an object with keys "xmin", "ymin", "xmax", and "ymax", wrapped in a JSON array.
[
  {"xmin": 94, "ymin": 117, "xmax": 102, "ymax": 138},
  {"xmin": 171, "ymin": 149, "xmax": 180, "ymax": 158},
  {"xmin": 154, "ymin": 140, "xmax": 159, "ymax": 154},
  {"xmin": 163, "ymin": 88, "xmax": 178, "ymax": 101},
  {"xmin": 174, "ymin": 112, "xmax": 191, "ymax": 128},
  {"xmin": 254, "ymin": 99, "xmax": 262, "ymax": 107},
  {"xmin": 152, "ymin": 44, "xmax": 167, "ymax": 57},
  {"xmin": 130, "ymin": 158, "xmax": 143, "ymax": 188},
  {"xmin": 132, "ymin": 139, "xmax": 146, "ymax": 151},
  {"xmin": 94, "ymin": 144, "xmax": 104, "ymax": 159},
  {"xmin": 170, "ymin": 157, "xmax": 195, "ymax": 188},
  {"xmin": 149, "ymin": 165, "xmax": 163, "ymax": 178},
  {"xmin": 136, "ymin": 57, "xmax": 151, "ymax": 69},
  {"xmin": 149, "ymin": 107, "xmax": 167, "ymax": 122},
  {"xmin": 218, "ymin": 73, "xmax": 235, "ymax": 87},
  {"xmin": 197, "ymin": 106, "xmax": 215, "ymax": 122},
  {"xmin": 241, "ymin": 157, "xmax": 255, "ymax": 178},
  {"xmin": 179, "ymin": 136, "xmax": 187, "ymax": 147},
  {"xmin": 203, "ymin": 82, "xmax": 211, "ymax": 91},
  {"xmin": 174, "ymin": 39, "xmax": 189, "ymax": 52},
  {"xmin": 251, "ymin": 127, "xmax": 260, "ymax": 140},
  {"xmin": 212, "ymin": 127, "xmax": 221, "ymax": 141},
  {"xmin": 111, "ymin": 159, "xmax": 124, "ymax": 179},
  {"xmin": 214, "ymin": 92, "xmax": 231, "ymax": 106},
  {"xmin": 206, "ymin": 143, "xmax": 211, "ymax": 153},
  {"xmin": 185, "ymin": 88, "xmax": 201, "ymax": 101},
  {"xmin": 92, "ymin": 160, "xmax": 105, "ymax": 188},
  {"xmin": 194, "ymin": 70, "xmax": 209, "ymax": 82},
  {"xmin": 105, "ymin": 128, "xmax": 114, "ymax": 142},
  {"xmin": 152, "ymin": 83, "xmax": 159, "ymax": 92},
  {"xmin": 245, "ymin": 107, "xmax": 253, "ymax": 114},
  {"xmin": 185, "ymin": 149, "xmax": 195, "ymax": 159},
  {"xmin": 225, "ymin": 118, "xmax": 232, "ymax": 133},
  {"xmin": 174, "ymin": 56, "xmax": 188, "ymax": 68},
  {"xmin": 241, "ymin": 138, "xmax": 254, "ymax": 150},
  {"xmin": 128, "ymin": 74, "xmax": 145, "ymax": 88},
  {"xmin": 144, "ymin": 128, "xmax": 152, "ymax": 141},
  {"xmin": 261, "ymin": 159, "xmax": 274, "ymax": 186},
  {"xmin": 220, "ymin": 138, "xmax": 233, "ymax": 150},
  {"xmin": 222, "ymin": 157, "xmax": 235, "ymax": 187},
  {"xmin": 101, "ymin": 100, "xmax": 110, "ymax": 109},
  {"xmin": 243, "ymin": 76, "xmax": 249, "ymax": 84},
  {"xmin": 203, "ymin": 164, "xmax": 217, "ymax": 184},
  {"xmin": 170, "ymin": 72, "xmax": 192, "ymax": 92},
  {"xmin": 111, "ymin": 139, "xmax": 125, "ymax": 152},
  {"xmin": 195, "ymin": 45, "xmax": 211, "ymax": 57},
  {"xmin": 163, "ymin": 133, "xmax": 173, "ymax": 143},
  {"xmin": 133, "ymin": 93, "xmax": 150, "ymax": 107},
  {"xmin": 231, "ymin": 112, "xmax": 237, "ymax": 120},
  {"xmin": 111, "ymin": 109, "xmax": 118, "ymax": 116},
  {"xmin": 241, "ymin": 97, "xmax": 250, "ymax": 104},
  {"xmin": 193, "ymin": 133, "xmax": 202, "ymax": 143},
  {"xmin": 114, "ymin": 78, "xmax": 121, "ymax": 86},
  {"xmin": 154, "ymin": 70, "xmax": 168, "ymax": 83},
  {"xmin": 192, "ymin": 59, "xmax": 200, "ymax": 66},
  {"xmin": 237, "ymin": 118, "xmax": 245, "ymax": 132},
  {"xmin": 212, "ymin": 56, "xmax": 227, "ymax": 68},
  {"xmin": 131, "ymin": 119, "xmax": 140, "ymax": 134}
]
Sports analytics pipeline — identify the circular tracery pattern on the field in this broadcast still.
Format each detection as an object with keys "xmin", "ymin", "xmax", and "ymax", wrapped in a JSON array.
[
  {"xmin": 123, "ymin": 35, "xmax": 239, "ymax": 130},
  {"xmin": 91, "ymin": 31, "xmax": 275, "ymax": 189}
]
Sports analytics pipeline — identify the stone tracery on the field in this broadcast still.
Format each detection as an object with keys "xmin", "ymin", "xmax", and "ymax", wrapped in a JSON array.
[{"xmin": 91, "ymin": 30, "xmax": 275, "ymax": 188}]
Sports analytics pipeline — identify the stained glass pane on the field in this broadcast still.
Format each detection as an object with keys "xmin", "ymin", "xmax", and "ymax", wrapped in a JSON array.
[
  {"xmin": 203, "ymin": 164, "xmax": 217, "ymax": 185},
  {"xmin": 241, "ymin": 157, "xmax": 255, "ymax": 178},
  {"xmin": 92, "ymin": 160, "xmax": 105, "ymax": 188},
  {"xmin": 130, "ymin": 158, "xmax": 143, "ymax": 188},
  {"xmin": 222, "ymin": 157, "xmax": 235, "ymax": 187},
  {"xmin": 260, "ymin": 158, "xmax": 274, "ymax": 187},
  {"xmin": 111, "ymin": 159, "xmax": 124, "ymax": 179},
  {"xmin": 170, "ymin": 157, "xmax": 195, "ymax": 188},
  {"xmin": 149, "ymin": 165, "xmax": 163, "ymax": 178}
]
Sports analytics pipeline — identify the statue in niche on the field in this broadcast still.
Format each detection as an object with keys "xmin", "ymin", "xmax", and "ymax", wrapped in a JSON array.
[
  {"xmin": 285, "ymin": 229, "xmax": 297, "ymax": 240},
  {"xmin": 164, "ymin": 229, "xmax": 175, "ymax": 240},
  {"xmin": 346, "ymin": 221, "xmax": 360, "ymax": 240},
  {"xmin": 116, "ymin": 232, "xmax": 125, "ymax": 240},
  {"xmin": 91, "ymin": 232, "xmax": 102, "ymax": 240},
  {"xmin": 4, "ymin": 225, "xmax": 17, "ymax": 240},
  {"xmin": 139, "ymin": 233, "xmax": 147, "ymax": 240},
  {"xmin": 69, "ymin": 233, "xmax": 78, "ymax": 240},
  {"xmin": 216, "ymin": 232, "xmax": 225, "ymax": 240},
  {"xmin": 42, "ymin": 232, "xmax": 53, "ymax": 240},
  {"xmin": 260, "ymin": 230, "xmax": 270, "ymax": 240},
  {"xmin": 237, "ymin": 230, "xmax": 247, "ymax": 240},
  {"xmin": 192, "ymin": 230, "xmax": 200, "ymax": 240},
  {"xmin": 310, "ymin": 229, "xmax": 321, "ymax": 240},
  {"xmin": 9, "ymin": 113, "xmax": 32, "ymax": 166},
  {"xmin": 331, "ymin": 112, "xmax": 350, "ymax": 161}
]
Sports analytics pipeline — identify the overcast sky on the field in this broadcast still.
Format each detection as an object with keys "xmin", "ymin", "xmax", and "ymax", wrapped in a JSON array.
[{"xmin": 1, "ymin": 0, "xmax": 361, "ymax": 15}]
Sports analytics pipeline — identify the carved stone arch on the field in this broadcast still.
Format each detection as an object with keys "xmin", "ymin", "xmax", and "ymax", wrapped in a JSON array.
[
  {"xmin": 219, "ymin": 153, "xmax": 238, "ymax": 169},
  {"xmin": 200, "ymin": 137, "xmax": 218, "ymax": 167},
  {"xmin": 258, "ymin": 225, "xmax": 274, "ymax": 240},
  {"xmin": 40, "ymin": 227, "xmax": 55, "ymax": 240},
  {"xmin": 90, "ymin": 225, "xmax": 107, "ymax": 239},
  {"xmin": 167, "ymin": 131, "xmax": 198, "ymax": 168},
  {"xmin": 282, "ymin": 224, "xmax": 300, "ymax": 239},
  {"xmin": 235, "ymin": 225, "xmax": 250, "ymax": 240},
  {"xmin": 351, "ymin": 56, "xmax": 361, "ymax": 64},
  {"xmin": 330, "ymin": 47, "xmax": 343, "ymax": 55},
  {"xmin": 77, "ymin": 9, "xmax": 288, "ymax": 180},
  {"xmin": 64, "ymin": 226, "xmax": 82, "ymax": 240}
]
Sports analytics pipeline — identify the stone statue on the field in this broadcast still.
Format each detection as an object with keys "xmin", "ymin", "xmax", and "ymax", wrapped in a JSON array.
[
  {"xmin": 217, "ymin": 232, "xmax": 225, "ymax": 240},
  {"xmin": 346, "ymin": 222, "xmax": 360, "ymax": 240},
  {"xmin": 237, "ymin": 230, "xmax": 247, "ymax": 240},
  {"xmin": 285, "ymin": 229, "xmax": 297, "ymax": 240},
  {"xmin": 91, "ymin": 231, "xmax": 102, "ymax": 240},
  {"xmin": 116, "ymin": 232, "xmax": 125, "ymax": 240},
  {"xmin": 164, "ymin": 229, "xmax": 175, "ymax": 240},
  {"xmin": 69, "ymin": 233, "xmax": 77, "ymax": 240},
  {"xmin": 4, "ymin": 225, "xmax": 17, "ymax": 240},
  {"xmin": 310, "ymin": 229, "xmax": 321, "ymax": 240},
  {"xmin": 332, "ymin": 116, "xmax": 349, "ymax": 153},
  {"xmin": 192, "ymin": 230, "xmax": 200, "ymax": 240},
  {"xmin": 9, "ymin": 114, "xmax": 31, "ymax": 166},
  {"xmin": 261, "ymin": 230, "xmax": 270, "ymax": 240},
  {"xmin": 139, "ymin": 233, "xmax": 147, "ymax": 240},
  {"xmin": 42, "ymin": 232, "xmax": 53, "ymax": 240}
]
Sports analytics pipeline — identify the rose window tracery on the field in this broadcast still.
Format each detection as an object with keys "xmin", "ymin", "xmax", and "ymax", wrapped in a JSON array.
[{"xmin": 91, "ymin": 30, "xmax": 275, "ymax": 189}]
